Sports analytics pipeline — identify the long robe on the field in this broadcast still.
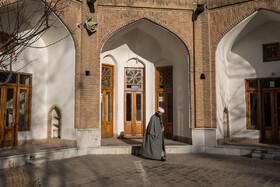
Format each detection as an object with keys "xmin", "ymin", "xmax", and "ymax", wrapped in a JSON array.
[{"xmin": 140, "ymin": 114, "xmax": 166, "ymax": 160}]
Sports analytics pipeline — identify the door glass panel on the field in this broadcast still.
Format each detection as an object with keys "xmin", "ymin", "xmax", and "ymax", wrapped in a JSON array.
[
  {"xmin": 250, "ymin": 93, "xmax": 258, "ymax": 126},
  {"xmin": 126, "ymin": 93, "xmax": 131, "ymax": 121},
  {"xmin": 126, "ymin": 69, "xmax": 143, "ymax": 89},
  {"xmin": 6, "ymin": 88, "xmax": 14, "ymax": 127},
  {"xmin": 159, "ymin": 68, "xmax": 172, "ymax": 89},
  {"xmin": 159, "ymin": 93, "xmax": 164, "ymax": 121},
  {"xmin": 0, "ymin": 72, "xmax": 17, "ymax": 84},
  {"xmin": 261, "ymin": 78, "xmax": 280, "ymax": 88},
  {"xmin": 101, "ymin": 92, "xmax": 103, "ymax": 122},
  {"xmin": 248, "ymin": 80, "xmax": 258, "ymax": 89},
  {"xmin": 102, "ymin": 67, "xmax": 111, "ymax": 87},
  {"xmin": 277, "ymin": 92, "xmax": 280, "ymax": 127},
  {"xmin": 136, "ymin": 94, "xmax": 141, "ymax": 121},
  {"xmin": 19, "ymin": 89, "xmax": 27, "ymax": 128},
  {"xmin": 106, "ymin": 92, "xmax": 110, "ymax": 122},
  {"xmin": 264, "ymin": 92, "xmax": 272, "ymax": 127},
  {"xmin": 159, "ymin": 93, "xmax": 164, "ymax": 108},
  {"xmin": 20, "ymin": 75, "xmax": 30, "ymax": 85},
  {"xmin": 168, "ymin": 93, "xmax": 173, "ymax": 123}
]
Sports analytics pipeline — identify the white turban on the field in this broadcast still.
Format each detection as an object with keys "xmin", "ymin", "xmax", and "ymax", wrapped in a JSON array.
[{"xmin": 157, "ymin": 107, "xmax": 165, "ymax": 113}]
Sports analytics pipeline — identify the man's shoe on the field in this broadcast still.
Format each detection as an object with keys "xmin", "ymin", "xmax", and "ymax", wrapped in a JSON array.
[{"xmin": 161, "ymin": 157, "xmax": 166, "ymax": 161}]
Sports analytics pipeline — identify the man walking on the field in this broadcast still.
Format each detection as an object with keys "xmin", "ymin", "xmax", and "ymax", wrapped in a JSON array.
[{"xmin": 140, "ymin": 107, "xmax": 166, "ymax": 161}]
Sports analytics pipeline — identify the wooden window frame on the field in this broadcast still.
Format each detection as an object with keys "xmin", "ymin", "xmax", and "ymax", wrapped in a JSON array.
[
  {"xmin": 263, "ymin": 42, "xmax": 280, "ymax": 62},
  {"xmin": 155, "ymin": 66, "xmax": 173, "ymax": 92},
  {"xmin": 124, "ymin": 67, "xmax": 144, "ymax": 92},
  {"xmin": 102, "ymin": 64, "xmax": 114, "ymax": 89}
]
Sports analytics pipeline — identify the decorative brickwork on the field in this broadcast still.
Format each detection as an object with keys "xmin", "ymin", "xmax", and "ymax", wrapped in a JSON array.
[{"xmin": 97, "ymin": 8, "xmax": 193, "ymax": 55}]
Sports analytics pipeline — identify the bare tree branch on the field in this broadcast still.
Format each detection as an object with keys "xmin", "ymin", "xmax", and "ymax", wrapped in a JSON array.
[{"xmin": 0, "ymin": 0, "xmax": 70, "ymax": 85}]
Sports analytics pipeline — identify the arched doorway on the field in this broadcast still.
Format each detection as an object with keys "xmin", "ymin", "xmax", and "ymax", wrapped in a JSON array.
[
  {"xmin": 101, "ymin": 19, "xmax": 190, "ymax": 140},
  {"xmin": 0, "ymin": 0, "xmax": 75, "ymax": 146},
  {"xmin": 216, "ymin": 9, "xmax": 280, "ymax": 144}
]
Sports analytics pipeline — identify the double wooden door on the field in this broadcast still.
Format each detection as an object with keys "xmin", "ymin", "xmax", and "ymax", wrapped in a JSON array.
[
  {"xmin": 0, "ymin": 86, "xmax": 17, "ymax": 147},
  {"xmin": 124, "ymin": 68, "xmax": 144, "ymax": 138},
  {"xmin": 261, "ymin": 89, "xmax": 280, "ymax": 143}
]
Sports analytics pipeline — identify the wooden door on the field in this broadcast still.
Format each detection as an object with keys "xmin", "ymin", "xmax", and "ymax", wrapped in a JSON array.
[
  {"xmin": 155, "ymin": 67, "xmax": 173, "ymax": 139},
  {"xmin": 0, "ymin": 86, "xmax": 17, "ymax": 147},
  {"xmin": 124, "ymin": 68, "xmax": 144, "ymax": 138},
  {"xmin": 101, "ymin": 65, "xmax": 114, "ymax": 138},
  {"xmin": 124, "ymin": 92, "xmax": 144, "ymax": 137},
  {"xmin": 275, "ymin": 90, "xmax": 280, "ymax": 143},
  {"xmin": 156, "ymin": 91, "xmax": 173, "ymax": 139},
  {"xmin": 261, "ymin": 89, "xmax": 280, "ymax": 143}
]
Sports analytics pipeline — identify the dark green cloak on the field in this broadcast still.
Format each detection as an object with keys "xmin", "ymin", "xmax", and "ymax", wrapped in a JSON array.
[{"xmin": 140, "ymin": 114, "xmax": 166, "ymax": 160}]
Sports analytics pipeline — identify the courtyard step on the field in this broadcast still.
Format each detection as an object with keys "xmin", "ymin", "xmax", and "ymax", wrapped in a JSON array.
[
  {"xmin": 251, "ymin": 150, "xmax": 280, "ymax": 160},
  {"xmin": 0, "ymin": 147, "xmax": 78, "ymax": 169},
  {"xmin": 88, "ymin": 145, "xmax": 193, "ymax": 155},
  {"xmin": 26, "ymin": 155, "xmax": 50, "ymax": 166}
]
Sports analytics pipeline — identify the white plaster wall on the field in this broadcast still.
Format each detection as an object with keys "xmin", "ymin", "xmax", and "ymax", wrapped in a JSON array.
[
  {"xmin": 15, "ymin": 38, "xmax": 49, "ymax": 140},
  {"xmin": 43, "ymin": 17, "xmax": 76, "ymax": 140},
  {"xmin": 4, "ymin": 1, "xmax": 76, "ymax": 141},
  {"xmin": 101, "ymin": 19, "xmax": 190, "ymax": 139},
  {"xmin": 216, "ymin": 10, "xmax": 280, "ymax": 140}
]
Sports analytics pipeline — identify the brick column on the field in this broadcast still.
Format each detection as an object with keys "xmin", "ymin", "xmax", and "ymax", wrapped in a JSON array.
[
  {"xmin": 192, "ymin": 11, "xmax": 215, "ymax": 129},
  {"xmin": 76, "ymin": 1, "xmax": 101, "ymax": 153},
  {"xmin": 192, "ymin": 9, "xmax": 217, "ymax": 147}
]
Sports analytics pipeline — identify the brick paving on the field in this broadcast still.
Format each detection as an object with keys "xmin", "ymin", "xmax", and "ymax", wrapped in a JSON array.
[{"xmin": 1, "ymin": 153, "xmax": 280, "ymax": 187}]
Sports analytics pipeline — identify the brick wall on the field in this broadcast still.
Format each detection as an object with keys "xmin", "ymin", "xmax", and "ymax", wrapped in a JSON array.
[
  {"xmin": 97, "ymin": 0, "xmax": 194, "ymax": 10},
  {"xmin": 62, "ymin": 0, "xmax": 280, "ymax": 130}
]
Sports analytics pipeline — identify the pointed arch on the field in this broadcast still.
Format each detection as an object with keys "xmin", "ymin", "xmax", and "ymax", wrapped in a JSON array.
[
  {"xmin": 99, "ymin": 17, "xmax": 191, "ymax": 57},
  {"xmin": 48, "ymin": 104, "xmax": 62, "ymax": 139}
]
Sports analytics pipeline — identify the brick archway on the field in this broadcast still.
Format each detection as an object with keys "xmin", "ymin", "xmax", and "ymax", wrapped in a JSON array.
[
  {"xmin": 213, "ymin": 10, "xmax": 257, "ymax": 55},
  {"xmin": 99, "ymin": 17, "xmax": 191, "ymax": 56},
  {"xmin": 100, "ymin": 16, "xmax": 191, "ymax": 141}
]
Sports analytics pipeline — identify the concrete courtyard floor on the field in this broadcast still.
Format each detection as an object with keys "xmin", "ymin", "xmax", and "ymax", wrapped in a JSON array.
[{"xmin": 1, "ymin": 153, "xmax": 280, "ymax": 187}]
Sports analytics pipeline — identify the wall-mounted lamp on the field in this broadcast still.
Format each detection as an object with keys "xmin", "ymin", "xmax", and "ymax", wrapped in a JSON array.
[
  {"xmin": 192, "ymin": 4, "xmax": 208, "ymax": 22},
  {"xmin": 200, "ymin": 73, "xmax": 205, "ymax": 79}
]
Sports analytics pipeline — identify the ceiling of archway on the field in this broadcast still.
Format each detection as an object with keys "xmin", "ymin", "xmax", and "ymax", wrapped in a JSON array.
[
  {"xmin": 234, "ymin": 9, "xmax": 280, "ymax": 44},
  {"xmin": 101, "ymin": 19, "xmax": 188, "ymax": 63}
]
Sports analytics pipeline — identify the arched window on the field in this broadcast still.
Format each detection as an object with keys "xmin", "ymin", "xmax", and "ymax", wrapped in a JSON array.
[{"xmin": 48, "ymin": 105, "xmax": 62, "ymax": 139}]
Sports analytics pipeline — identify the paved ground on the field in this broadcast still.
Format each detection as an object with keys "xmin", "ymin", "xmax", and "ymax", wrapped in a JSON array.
[{"xmin": 1, "ymin": 153, "xmax": 280, "ymax": 187}]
